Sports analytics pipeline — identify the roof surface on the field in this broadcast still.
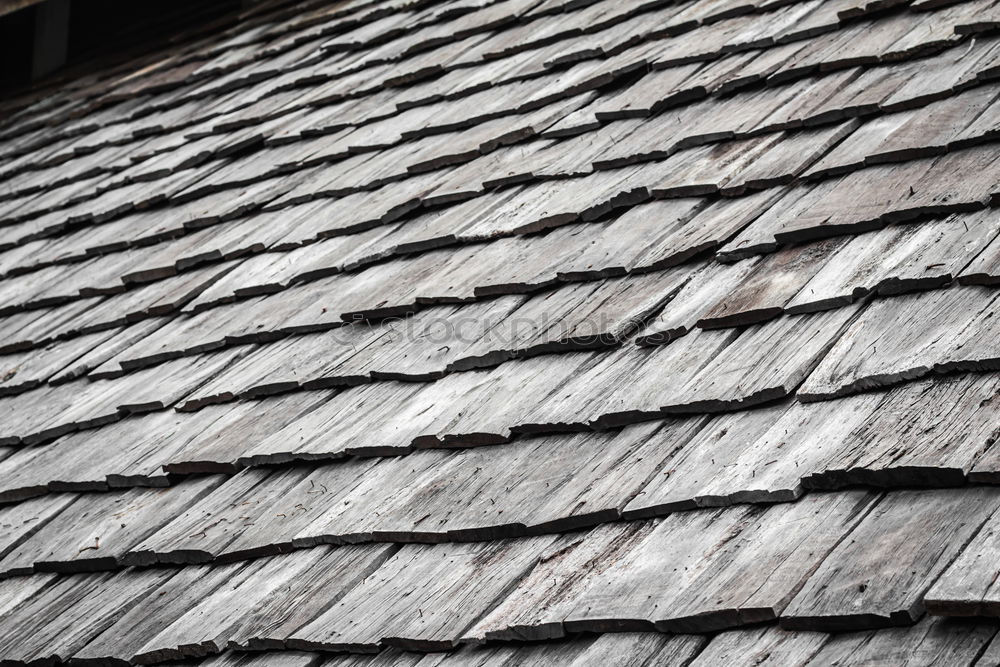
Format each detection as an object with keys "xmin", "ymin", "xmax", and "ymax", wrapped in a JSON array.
[
  {"xmin": 1, "ymin": 0, "xmax": 1000, "ymax": 664},
  {"xmin": 0, "ymin": 0, "xmax": 45, "ymax": 18}
]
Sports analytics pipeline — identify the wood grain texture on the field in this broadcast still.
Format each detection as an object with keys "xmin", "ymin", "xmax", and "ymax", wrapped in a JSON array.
[
  {"xmin": 786, "ymin": 211, "xmax": 1000, "ymax": 314},
  {"xmin": 808, "ymin": 616, "xmax": 999, "ymax": 665},
  {"xmin": 473, "ymin": 493, "xmax": 875, "ymax": 638},
  {"xmin": 783, "ymin": 488, "xmax": 1000, "ymax": 631},
  {"xmin": 0, "ymin": 475, "xmax": 222, "ymax": 575},
  {"xmin": 0, "ymin": 0, "xmax": 999, "ymax": 663},
  {"xmin": 288, "ymin": 537, "xmax": 556, "ymax": 651},
  {"xmin": 926, "ymin": 501, "xmax": 1000, "ymax": 617},
  {"xmin": 799, "ymin": 285, "xmax": 1000, "ymax": 401}
]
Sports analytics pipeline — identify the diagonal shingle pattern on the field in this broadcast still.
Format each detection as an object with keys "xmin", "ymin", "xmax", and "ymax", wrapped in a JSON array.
[{"xmin": 1, "ymin": 0, "xmax": 1000, "ymax": 664}]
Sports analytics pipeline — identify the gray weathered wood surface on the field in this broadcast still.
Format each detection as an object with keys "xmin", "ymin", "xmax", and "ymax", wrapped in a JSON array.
[{"xmin": 0, "ymin": 0, "xmax": 999, "ymax": 663}]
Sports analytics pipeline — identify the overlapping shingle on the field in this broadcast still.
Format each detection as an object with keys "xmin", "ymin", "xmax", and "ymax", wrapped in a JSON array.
[{"xmin": 2, "ymin": 0, "xmax": 1000, "ymax": 663}]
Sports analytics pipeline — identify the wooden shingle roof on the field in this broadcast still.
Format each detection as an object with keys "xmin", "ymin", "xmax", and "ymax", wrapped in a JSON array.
[{"xmin": 1, "ymin": 0, "xmax": 1000, "ymax": 664}]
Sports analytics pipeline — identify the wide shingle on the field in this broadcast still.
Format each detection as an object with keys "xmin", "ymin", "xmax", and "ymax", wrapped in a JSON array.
[{"xmin": 1, "ymin": 0, "xmax": 999, "ymax": 664}]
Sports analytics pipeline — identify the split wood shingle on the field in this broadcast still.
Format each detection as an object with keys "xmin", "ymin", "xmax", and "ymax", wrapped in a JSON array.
[{"xmin": 1, "ymin": 0, "xmax": 1000, "ymax": 664}]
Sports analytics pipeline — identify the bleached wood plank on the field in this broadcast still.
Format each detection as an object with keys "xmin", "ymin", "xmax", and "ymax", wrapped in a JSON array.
[
  {"xmin": 126, "ymin": 468, "xmax": 313, "ymax": 565},
  {"xmin": 925, "ymin": 501, "xmax": 1000, "ymax": 617},
  {"xmin": 783, "ymin": 488, "xmax": 1000, "ymax": 631},
  {"xmin": 0, "ymin": 568, "xmax": 175, "ymax": 665},
  {"xmin": 0, "ymin": 475, "xmax": 222, "ymax": 575},
  {"xmin": 303, "ymin": 419, "xmax": 702, "ymax": 545},
  {"xmin": 0, "ymin": 493, "xmax": 76, "ymax": 563},
  {"xmin": 959, "ymin": 218, "xmax": 1000, "ymax": 286},
  {"xmin": 806, "ymin": 85, "xmax": 999, "ymax": 179},
  {"xmin": 798, "ymin": 285, "xmax": 1000, "ymax": 401},
  {"xmin": 73, "ymin": 563, "xmax": 251, "ymax": 664},
  {"xmin": 975, "ymin": 627, "xmax": 1000, "ymax": 665},
  {"xmin": 809, "ymin": 373, "xmax": 1000, "ymax": 488},
  {"xmin": 786, "ymin": 211, "xmax": 1000, "ymax": 314},
  {"xmin": 134, "ymin": 545, "xmax": 393, "ymax": 661},
  {"xmin": 288, "ymin": 536, "xmax": 557, "ymax": 651},
  {"xmin": 624, "ymin": 394, "xmax": 876, "ymax": 516},
  {"xmin": 553, "ymin": 198, "xmax": 705, "ymax": 279},
  {"xmin": 721, "ymin": 121, "xmax": 859, "ymax": 195},
  {"xmin": 697, "ymin": 237, "xmax": 846, "ymax": 328},
  {"xmin": 166, "ymin": 391, "xmax": 332, "ymax": 474},
  {"xmin": 807, "ymin": 616, "xmax": 998, "ymax": 666},
  {"xmin": 636, "ymin": 257, "xmax": 762, "ymax": 345},
  {"xmin": 666, "ymin": 305, "xmax": 861, "ymax": 412},
  {"xmin": 528, "ymin": 328, "xmax": 733, "ymax": 429},
  {"xmin": 567, "ymin": 632, "xmax": 705, "ymax": 667},
  {"xmin": 688, "ymin": 626, "xmax": 827, "ymax": 667},
  {"xmin": 465, "ymin": 522, "xmax": 656, "ymax": 641},
  {"xmin": 473, "ymin": 493, "xmax": 875, "ymax": 639}
]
